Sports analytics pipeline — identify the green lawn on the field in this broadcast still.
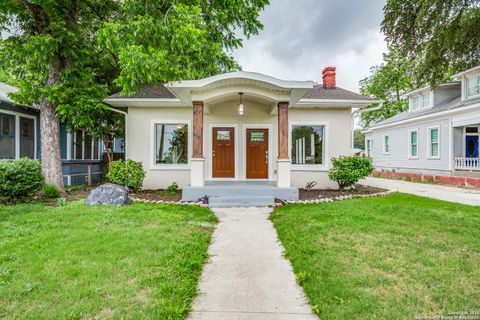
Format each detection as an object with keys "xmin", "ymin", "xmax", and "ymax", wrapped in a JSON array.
[
  {"xmin": 272, "ymin": 193, "xmax": 480, "ymax": 319},
  {"xmin": 0, "ymin": 201, "xmax": 216, "ymax": 319}
]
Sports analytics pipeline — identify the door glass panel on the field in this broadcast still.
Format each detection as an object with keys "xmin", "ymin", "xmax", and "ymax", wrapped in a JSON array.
[
  {"xmin": 217, "ymin": 130, "xmax": 230, "ymax": 140},
  {"xmin": 250, "ymin": 132, "xmax": 264, "ymax": 142},
  {"xmin": 467, "ymin": 138, "xmax": 475, "ymax": 157}
]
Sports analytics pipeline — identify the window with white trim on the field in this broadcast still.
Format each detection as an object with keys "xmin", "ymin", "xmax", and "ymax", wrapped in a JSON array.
[
  {"xmin": 428, "ymin": 127, "xmax": 440, "ymax": 158},
  {"xmin": 70, "ymin": 130, "xmax": 102, "ymax": 160},
  {"xmin": 409, "ymin": 130, "xmax": 418, "ymax": 158},
  {"xmin": 410, "ymin": 91, "xmax": 432, "ymax": 111},
  {"xmin": 291, "ymin": 125, "xmax": 325, "ymax": 165},
  {"xmin": 383, "ymin": 135, "xmax": 390, "ymax": 154},
  {"xmin": 467, "ymin": 74, "xmax": 480, "ymax": 97},
  {"xmin": 0, "ymin": 113, "xmax": 15, "ymax": 159},
  {"xmin": 366, "ymin": 139, "xmax": 372, "ymax": 157},
  {"xmin": 154, "ymin": 123, "xmax": 189, "ymax": 165}
]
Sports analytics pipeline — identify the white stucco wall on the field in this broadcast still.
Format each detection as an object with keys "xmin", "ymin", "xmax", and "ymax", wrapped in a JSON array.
[{"xmin": 127, "ymin": 102, "xmax": 353, "ymax": 190}]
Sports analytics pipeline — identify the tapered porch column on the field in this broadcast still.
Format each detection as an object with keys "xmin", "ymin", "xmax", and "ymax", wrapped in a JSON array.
[
  {"xmin": 191, "ymin": 101, "xmax": 205, "ymax": 186},
  {"xmin": 277, "ymin": 102, "xmax": 291, "ymax": 187}
]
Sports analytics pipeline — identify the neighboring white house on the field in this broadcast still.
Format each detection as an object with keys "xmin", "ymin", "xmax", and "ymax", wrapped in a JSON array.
[
  {"xmin": 365, "ymin": 65, "xmax": 480, "ymax": 177},
  {"xmin": 105, "ymin": 67, "xmax": 375, "ymax": 198}
]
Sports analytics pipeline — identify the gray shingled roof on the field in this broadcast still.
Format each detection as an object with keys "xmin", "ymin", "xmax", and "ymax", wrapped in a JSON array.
[
  {"xmin": 108, "ymin": 84, "xmax": 176, "ymax": 99},
  {"xmin": 302, "ymin": 84, "xmax": 374, "ymax": 100},
  {"xmin": 370, "ymin": 93, "xmax": 480, "ymax": 128}
]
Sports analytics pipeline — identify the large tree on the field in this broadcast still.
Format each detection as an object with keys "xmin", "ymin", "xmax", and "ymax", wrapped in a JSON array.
[
  {"xmin": 0, "ymin": 0, "xmax": 268, "ymax": 190},
  {"xmin": 359, "ymin": 48, "xmax": 416, "ymax": 128},
  {"xmin": 382, "ymin": 0, "xmax": 480, "ymax": 85}
]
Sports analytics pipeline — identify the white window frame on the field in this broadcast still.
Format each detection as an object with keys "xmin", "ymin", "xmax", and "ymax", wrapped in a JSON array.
[
  {"xmin": 150, "ymin": 119, "xmax": 192, "ymax": 170},
  {"xmin": 410, "ymin": 90, "xmax": 433, "ymax": 112},
  {"xmin": 382, "ymin": 134, "xmax": 390, "ymax": 155},
  {"xmin": 466, "ymin": 74, "xmax": 480, "ymax": 99},
  {"xmin": 408, "ymin": 129, "xmax": 419, "ymax": 159},
  {"xmin": 289, "ymin": 121, "xmax": 329, "ymax": 171},
  {"xmin": 427, "ymin": 126, "xmax": 440, "ymax": 159},
  {"xmin": 366, "ymin": 138, "xmax": 372, "ymax": 157},
  {"xmin": 70, "ymin": 129, "xmax": 101, "ymax": 161},
  {"xmin": 0, "ymin": 110, "xmax": 37, "ymax": 160}
]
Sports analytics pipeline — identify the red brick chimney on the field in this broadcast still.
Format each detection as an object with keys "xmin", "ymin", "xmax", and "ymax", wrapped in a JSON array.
[{"xmin": 322, "ymin": 66, "xmax": 336, "ymax": 88}]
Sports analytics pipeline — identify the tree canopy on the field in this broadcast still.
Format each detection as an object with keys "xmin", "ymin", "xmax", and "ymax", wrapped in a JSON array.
[
  {"xmin": 0, "ymin": 0, "xmax": 269, "ymax": 188},
  {"xmin": 382, "ymin": 0, "xmax": 480, "ymax": 85},
  {"xmin": 359, "ymin": 48, "xmax": 416, "ymax": 128}
]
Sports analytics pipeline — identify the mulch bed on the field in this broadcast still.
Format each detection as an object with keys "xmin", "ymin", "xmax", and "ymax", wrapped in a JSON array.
[
  {"xmin": 130, "ymin": 190, "xmax": 182, "ymax": 202},
  {"xmin": 298, "ymin": 184, "xmax": 387, "ymax": 201}
]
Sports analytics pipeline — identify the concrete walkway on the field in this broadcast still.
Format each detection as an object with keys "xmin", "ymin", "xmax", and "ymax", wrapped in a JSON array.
[
  {"xmin": 188, "ymin": 207, "xmax": 317, "ymax": 320},
  {"xmin": 361, "ymin": 177, "xmax": 480, "ymax": 206}
]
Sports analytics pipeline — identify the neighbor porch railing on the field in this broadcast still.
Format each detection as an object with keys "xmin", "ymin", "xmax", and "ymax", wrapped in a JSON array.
[{"xmin": 454, "ymin": 157, "xmax": 480, "ymax": 170}]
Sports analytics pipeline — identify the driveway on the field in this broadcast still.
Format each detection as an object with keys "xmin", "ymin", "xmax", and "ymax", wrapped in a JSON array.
[
  {"xmin": 361, "ymin": 177, "xmax": 480, "ymax": 206},
  {"xmin": 188, "ymin": 207, "xmax": 317, "ymax": 320}
]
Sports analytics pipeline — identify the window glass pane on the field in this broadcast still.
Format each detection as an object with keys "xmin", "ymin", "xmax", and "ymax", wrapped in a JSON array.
[
  {"xmin": 75, "ymin": 130, "xmax": 83, "ymax": 160},
  {"xmin": 84, "ymin": 135, "xmax": 92, "ymax": 160},
  {"xmin": 422, "ymin": 93, "xmax": 431, "ymax": 108},
  {"xmin": 0, "ymin": 113, "xmax": 15, "ymax": 159},
  {"xmin": 468, "ymin": 75, "xmax": 480, "ymax": 96},
  {"xmin": 291, "ymin": 125, "xmax": 324, "ymax": 165},
  {"xmin": 412, "ymin": 96, "xmax": 420, "ymax": 110},
  {"xmin": 410, "ymin": 131, "xmax": 417, "ymax": 144},
  {"xmin": 155, "ymin": 124, "xmax": 188, "ymax": 164},
  {"xmin": 431, "ymin": 143, "xmax": 439, "ymax": 157},
  {"xmin": 466, "ymin": 127, "xmax": 478, "ymax": 133},
  {"xmin": 411, "ymin": 145, "xmax": 417, "ymax": 157},
  {"xmin": 217, "ymin": 130, "xmax": 231, "ymax": 141},
  {"xmin": 430, "ymin": 128, "xmax": 438, "ymax": 142},
  {"xmin": 19, "ymin": 117, "xmax": 34, "ymax": 158},
  {"xmin": 93, "ymin": 141, "xmax": 99, "ymax": 160}
]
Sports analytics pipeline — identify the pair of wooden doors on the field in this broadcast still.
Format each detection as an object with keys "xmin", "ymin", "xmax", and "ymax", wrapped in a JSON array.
[{"xmin": 212, "ymin": 127, "xmax": 268, "ymax": 179}]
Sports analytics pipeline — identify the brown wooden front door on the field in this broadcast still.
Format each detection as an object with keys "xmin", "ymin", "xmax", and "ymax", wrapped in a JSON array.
[
  {"xmin": 246, "ymin": 129, "xmax": 269, "ymax": 179},
  {"xmin": 212, "ymin": 127, "xmax": 235, "ymax": 178}
]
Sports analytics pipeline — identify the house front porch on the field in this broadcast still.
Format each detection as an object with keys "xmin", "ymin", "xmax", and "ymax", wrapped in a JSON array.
[{"xmin": 453, "ymin": 123, "xmax": 480, "ymax": 172}]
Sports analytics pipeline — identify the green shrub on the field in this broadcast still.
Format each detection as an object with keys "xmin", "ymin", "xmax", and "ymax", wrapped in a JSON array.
[
  {"xmin": 162, "ymin": 182, "xmax": 179, "ymax": 195},
  {"xmin": 328, "ymin": 156, "xmax": 373, "ymax": 190},
  {"xmin": 43, "ymin": 183, "xmax": 60, "ymax": 198},
  {"xmin": 0, "ymin": 158, "xmax": 44, "ymax": 203},
  {"xmin": 106, "ymin": 159, "xmax": 145, "ymax": 192}
]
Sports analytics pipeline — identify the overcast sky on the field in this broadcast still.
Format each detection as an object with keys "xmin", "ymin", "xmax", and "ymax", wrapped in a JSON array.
[{"xmin": 233, "ymin": 0, "xmax": 388, "ymax": 92}]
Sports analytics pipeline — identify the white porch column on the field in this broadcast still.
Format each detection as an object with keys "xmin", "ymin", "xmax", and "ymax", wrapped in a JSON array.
[
  {"xmin": 191, "ymin": 101, "xmax": 205, "ymax": 186},
  {"xmin": 277, "ymin": 102, "xmax": 291, "ymax": 187}
]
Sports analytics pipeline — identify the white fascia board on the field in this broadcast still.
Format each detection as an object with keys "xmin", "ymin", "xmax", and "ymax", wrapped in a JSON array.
[
  {"xmin": 295, "ymin": 99, "xmax": 382, "ymax": 106},
  {"xmin": 166, "ymin": 71, "xmax": 313, "ymax": 90},
  {"xmin": 103, "ymin": 98, "xmax": 186, "ymax": 108},
  {"xmin": 369, "ymin": 102, "xmax": 480, "ymax": 130},
  {"xmin": 452, "ymin": 66, "xmax": 480, "ymax": 78}
]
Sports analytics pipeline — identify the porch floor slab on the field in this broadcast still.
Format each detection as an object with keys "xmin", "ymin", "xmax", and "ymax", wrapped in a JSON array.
[
  {"xmin": 182, "ymin": 181, "xmax": 299, "ymax": 203},
  {"xmin": 188, "ymin": 207, "xmax": 317, "ymax": 320}
]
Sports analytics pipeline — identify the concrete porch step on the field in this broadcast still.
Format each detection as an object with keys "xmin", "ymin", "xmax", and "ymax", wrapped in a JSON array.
[{"xmin": 208, "ymin": 195, "xmax": 275, "ymax": 208}]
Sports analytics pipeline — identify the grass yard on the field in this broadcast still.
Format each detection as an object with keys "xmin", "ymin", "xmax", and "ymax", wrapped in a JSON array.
[
  {"xmin": 272, "ymin": 193, "xmax": 480, "ymax": 319},
  {"xmin": 0, "ymin": 201, "xmax": 216, "ymax": 319}
]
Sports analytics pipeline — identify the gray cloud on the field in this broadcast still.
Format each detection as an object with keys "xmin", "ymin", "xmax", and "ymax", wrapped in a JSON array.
[{"xmin": 233, "ymin": 0, "xmax": 387, "ymax": 92}]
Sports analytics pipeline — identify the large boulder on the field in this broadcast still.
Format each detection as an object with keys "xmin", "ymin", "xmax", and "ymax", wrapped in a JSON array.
[{"xmin": 85, "ymin": 183, "xmax": 132, "ymax": 206}]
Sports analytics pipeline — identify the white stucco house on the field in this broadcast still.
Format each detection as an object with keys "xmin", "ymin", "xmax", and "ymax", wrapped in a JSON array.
[
  {"xmin": 105, "ymin": 67, "xmax": 375, "ymax": 204},
  {"xmin": 365, "ymin": 65, "xmax": 480, "ymax": 178}
]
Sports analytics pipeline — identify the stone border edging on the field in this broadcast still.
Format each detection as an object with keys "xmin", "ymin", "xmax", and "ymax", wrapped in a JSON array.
[
  {"xmin": 130, "ymin": 196, "xmax": 208, "ymax": 207},
  {"xmin": 284, "ymin": 190, "xmax": 396, "ymax": 205}
]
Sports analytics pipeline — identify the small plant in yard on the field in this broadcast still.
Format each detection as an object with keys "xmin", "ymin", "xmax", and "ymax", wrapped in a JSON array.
[
  {"xmin": 304, "ymin": 181, "xmax": 317, "ymax": 191},
  {"xmin": 328, "ymin": 156, "xmax": 372, "ymax": 190},
  {"xmin": 43, "ymin": 184, "xmax": 60, "ymax": 198},
  {"xmin": 198, "ymin": 195, "xmax": 209, "ymax": 204},
  {"xmin": 106, "ymin": 159, "xmax": 145, "ymax": 193},
  {"xmin": 0, "ymin": 158, "xmax": 44, "ymax": 204},
  {"xmin": 56, "ymin": 197, "xmax": 68, "ymax": 206},
  {"xmin": 162, "ymin": 182, "xmax": 179, "ymax": 195}
]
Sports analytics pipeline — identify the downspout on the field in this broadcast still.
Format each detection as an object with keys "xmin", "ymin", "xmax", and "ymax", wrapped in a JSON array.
[{"xmin": 351, "ymin": 103, "xmax": 383, "ymax": 154}]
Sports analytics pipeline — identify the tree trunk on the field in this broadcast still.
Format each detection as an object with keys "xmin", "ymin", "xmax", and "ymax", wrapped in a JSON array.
[{"xmin": 40, "ymin": 64, "xmax": 65, "ymax": 192}]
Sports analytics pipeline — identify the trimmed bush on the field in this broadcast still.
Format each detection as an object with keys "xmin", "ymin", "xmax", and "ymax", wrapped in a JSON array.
[
  {"xmin": 328, "ymin": 156, "xmax": 373, "ymax": 190},
  {"xmin": 106, "ymin": 159, "xmax": 145, "ymax": 192},
  {"xmin": 0, "ymin": 158, "xmax": 44, "ymax": 203},
  {"xmin": 43, "ymin": 183, "xmax": 61, "ymax": 198},
  {"xmin": 162, "ymin": 182, "xmax": 179, "ymax": 195}
]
